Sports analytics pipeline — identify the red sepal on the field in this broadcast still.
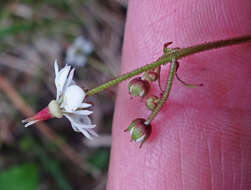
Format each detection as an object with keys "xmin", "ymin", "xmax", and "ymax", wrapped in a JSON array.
[{"xmin": 25, "ymin": 106, "xmax": 53, "ymax": 122}]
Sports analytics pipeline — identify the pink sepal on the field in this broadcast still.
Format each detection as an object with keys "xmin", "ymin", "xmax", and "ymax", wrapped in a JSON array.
[{"xmin": 25, "ymin": 106, "xmax": 53, "ymax": 122}]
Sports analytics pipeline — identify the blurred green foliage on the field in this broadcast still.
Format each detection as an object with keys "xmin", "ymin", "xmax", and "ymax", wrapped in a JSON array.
[
  {"xmin": 87, "ymin": 149, "xmax": 110, "ymax": 171},
  {"xmin": 0, "ymin": 20, "xmax": 52, "ymax": 39},
  {"xmin": 0, "ymin": 0, "xmax": 118, "ymax": 188},
  {"xmin": 19, "ymin": 136, "xmax": 73, "ymax": 190},
  {"xmin": 0, "ymin": 163, "xmax": 39, "ymax": 190},
  {"xmin": 0, "ymin": 0, "xmax": 84, "ymax": 45}
]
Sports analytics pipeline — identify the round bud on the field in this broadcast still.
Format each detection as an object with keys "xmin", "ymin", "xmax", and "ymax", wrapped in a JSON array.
[
  {"xmin": 124, "ymin": 118, "xmax": 152, "ymax": 148},
  {"xmin": 142, "ymin": 67, "xmax": 161, "ymax": 82},
  {"xmin": 145, "ymin": 95, "xmax": 159, "ymax": 111},
  {"xmin": 128, "ymin": 78, "xmax": 150, "ymax": 98},
  {"xmin": 143, "ymin": 71, "xmax": 158, "ymax": 82}
]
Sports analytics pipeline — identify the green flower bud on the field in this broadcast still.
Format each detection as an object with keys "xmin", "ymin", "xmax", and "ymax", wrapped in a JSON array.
[
  {"xmin": 145, "ymin": 95, "xmax": 159, "ymax": 111},
  {"xmin": 143, "ymin": 71, "xmax": 158, "ymax": 82},
  {"xmin": 124, "ymin": 118, "xmax": 152, "ymax": 148},
  {"xmin": 142, "ymin": 67, "xmax": 161, "ymax": 82},
  {"xmin": 128, "ymin": 78, "xmax": 150, "ymax": 98}
]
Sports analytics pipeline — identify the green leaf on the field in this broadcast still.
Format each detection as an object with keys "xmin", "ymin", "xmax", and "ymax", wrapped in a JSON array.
[
  {"xmin": 0, "ymin": 164, "xmax": 39, "ymax": 190},
  {"xmin": 0, "ymin": 22, "xmax": 35, "ymax": 38},
  {"xmin": 19, "ymin": 136, "xmax": 34, "ymax": 151},
  {"xmin": 39, "ymin": 151, "xmax": 73, "ymax": 190},
  {"xmin": 87, "ymin": 149, "xmax": 110, "ymax": 171},
  {"xmin": 18, "ymin": 136, "xmax": 73, "ymax": 190}
]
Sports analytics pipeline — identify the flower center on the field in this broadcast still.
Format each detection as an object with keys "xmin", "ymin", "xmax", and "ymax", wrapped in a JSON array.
[{"xmin": 48, "ymin": 100, "xmax": 63, "ymax": 118}]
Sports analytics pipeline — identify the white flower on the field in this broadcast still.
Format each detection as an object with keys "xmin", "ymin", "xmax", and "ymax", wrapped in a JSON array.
[
  {"xmin": 22, "ymin": 60, "xmax": 97, "ymax": 139},
  {"xmin": 53, "ymin": 60, "xmax": 97, "ymax": 139},
  {"xmin": 65, "ymin": 36, "xmax": 94, "ymax": 67}
]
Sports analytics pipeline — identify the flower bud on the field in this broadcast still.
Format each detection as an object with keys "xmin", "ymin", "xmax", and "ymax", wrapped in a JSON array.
[
  {"xmin": 128, "ymin": 78, "xmax": 150, "ymax": 98},
  {"xmin": 124, "ymin": 118, "xmax": 152, "ymax": 148},
  {"xmin": 142, "ymin": 67, "xmax": 161, "ymax": 82},
  {"xmin": 145, "ymin": 95, "xmax": 159, "ymax": 111},
  {"xmin": 143, "ymin": 71, "xmax": 158, "ymax": 82}
]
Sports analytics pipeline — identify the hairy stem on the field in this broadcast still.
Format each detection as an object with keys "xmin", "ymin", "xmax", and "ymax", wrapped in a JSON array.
[
  {"xmin": 174, "ymin": 34, "xmax": 251, "ymax": 58},
  {"xmin": 145, "ymin": 60, "xmax": 177, "ymax": 125},
  {"xmin": 86, "ymin": 35, "xmax": 251, "ymax": 96}
]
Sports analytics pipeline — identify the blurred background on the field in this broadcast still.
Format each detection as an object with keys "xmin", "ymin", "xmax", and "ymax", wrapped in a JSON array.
[{"xmin": 0, "ymin": 0, "xmax": 127, "ymax": 189}]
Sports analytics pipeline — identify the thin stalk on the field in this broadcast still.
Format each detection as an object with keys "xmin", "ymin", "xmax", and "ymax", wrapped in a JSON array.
[
  {"xmin": 86, "ymin": 35, "xmax": 251, "ymax": 96},
  {"xmin": 174, "ymin": 34, "xmax": 251, "ymax": 58},
  {"xmin": 145, "ymin": 60, "xmax": 177, "ymax": 125},
  {"xmin": 86, "ymin": 57, "xmax": 169, "ymax": 96}
]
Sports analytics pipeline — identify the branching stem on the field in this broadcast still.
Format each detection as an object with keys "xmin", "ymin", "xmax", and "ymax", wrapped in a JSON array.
[
  {"xmin": 145, "ymin": 58, "xmax": 177, "ymax": 125},
  {"xmin": 86, "ymin": 35, "xmax": 251, "ymax": 96}
]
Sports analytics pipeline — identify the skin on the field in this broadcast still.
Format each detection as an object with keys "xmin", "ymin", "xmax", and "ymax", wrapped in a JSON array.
[{"xmin": 107, "ymin": 0, "xmax": 251, "ymax": 190}]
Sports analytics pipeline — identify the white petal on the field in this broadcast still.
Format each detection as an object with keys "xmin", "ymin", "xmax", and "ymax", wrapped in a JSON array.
[
  {"xmin": 87, "ymin": 129, "xmax": 98, "ymax": 137},
  {"xmin": 70, "ymin": 123, "xmax": 81, "ymax": 132},
  {"xmin": 67, "ymin": 121, "xmax": 92, "ymax": 139},
  {"xmin": 79, "ymin": 103, "xmax": 92, "ymax": 108},
  {"xmin": 64, "ymin": 113, "xmax": 95, "ymax": 129},
  {"xmin": 55, "ymin": 65, "xmax": 71, "ymax": 100},
  {"xmin": 64, "ymin": 113, "xmax": 96, "ymax": 139},
  {"xmin": 54, "ymin": 60, "xmax": 59, "ymax": 76},
  {"xmin": 80, "ymin": 129, "xmax": 93, "ymax": 139},
  {"xmin": 62, "ymin": 85, "xmax": 86, "ymax": 112},
  {"xmin": 64, "ymin": 68, "xmax": 75, "ymax": 89},
  {"xmin": 64, "ymin": 113, "xmax": 92, "ymax": 125},
  {"xmin": 67, "ymin": 110, "xmax": 93, "ymax": 115}
]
